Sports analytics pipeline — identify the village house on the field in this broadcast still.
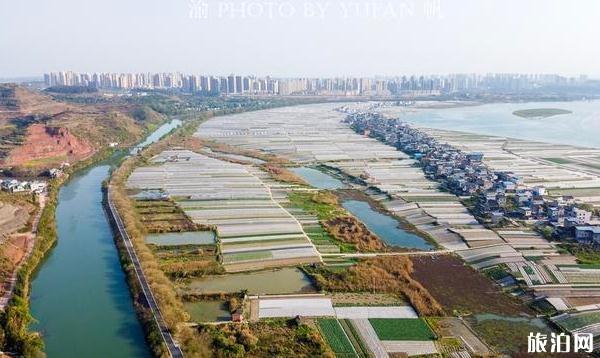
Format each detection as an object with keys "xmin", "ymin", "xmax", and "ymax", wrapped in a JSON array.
[
  {"xmin": 344, "ymin": 111, "xmax": 599, "ymax": 237},
  {"xmin": 575, "ymin": 226, "xmax": 600, "ymax": 244}
]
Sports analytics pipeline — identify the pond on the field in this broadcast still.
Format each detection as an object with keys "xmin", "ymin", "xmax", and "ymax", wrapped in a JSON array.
[
  {"xmin": 186, "ymin": 267, "xmax": 316, "ymax": 295},
  {"xmin": 341, "ymin": 199, "xmax": 434, "ymax": 250},
  {"xmin": 184, "ymin": 301, "xmax": 231, "ymax": 323},
  {"xmin": 290, "ymin": 167, "xmax": 345, "ymax": 189},
  {"xmin": 145, "ymin": 231, "xmax": 216, "ymax": 246}
]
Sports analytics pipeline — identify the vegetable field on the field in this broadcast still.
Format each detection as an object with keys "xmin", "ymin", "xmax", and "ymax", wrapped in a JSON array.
[
  {"xmin": 369, "ymin": 318, "xmax": 436, "ymax": 341},
  {"xmin": 317, "ymin": 319, "xmax": 356, "ymax": 357}
]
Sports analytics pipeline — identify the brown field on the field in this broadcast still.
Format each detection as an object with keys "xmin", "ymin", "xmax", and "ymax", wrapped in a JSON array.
[
  {"xmin": 183, "ymin": 136, "xmax": 291, "ymax": 165},
  {"xmin": 0, "ymin": 234, "xmax": 31, "ymax": 296},
  {"xmin": 261, "ymin": 163, "xmax": 307, "ymax": 185},
  {"xmin": 305, "ymin": 256, "xmax": 444, "ymax": 316},
  {"xmin": 152, "ymin": 245, "xmax": 223, "ymax": 279},
  {"xmin": 134, "ymin": 199, "xmax": 211, "ymax": 233},
  {"xmin": 410, "ymin": 255, "xmax": 532, "ymax": 316},
  {"xmin": 565, "ymin": 297, "xmax": 600, "ymax": 307},
  {"xmin": 0, "ymin": 203, "xmax": 31, "ymax": 236},
  {"xmin": 199, "ymin": 318, "xmax": 331, "ymax": 357}
]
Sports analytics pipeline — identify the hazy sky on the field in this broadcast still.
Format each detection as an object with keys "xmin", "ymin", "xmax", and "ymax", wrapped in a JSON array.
[{"xmin": 1, "ymin": 0, "xmax": 599, "ymax": 77}]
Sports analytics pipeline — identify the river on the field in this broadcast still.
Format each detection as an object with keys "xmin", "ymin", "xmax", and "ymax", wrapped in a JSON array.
[
  {"xmin": 383, "ymin": 100, "xmax": 600, "ymax": 148},
  {"xmin": 29, "ymin": 119, "xmax": 181, "ymax": 357}
]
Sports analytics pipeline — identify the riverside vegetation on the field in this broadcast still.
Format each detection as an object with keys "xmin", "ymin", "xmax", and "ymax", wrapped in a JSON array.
[
  {"xmin": 288, "ymin": 190, "xmax": 388, "ymax": 252},
  {"xmin": 304, "ymin": 256, "xmax": 445, "ymax": 317}
]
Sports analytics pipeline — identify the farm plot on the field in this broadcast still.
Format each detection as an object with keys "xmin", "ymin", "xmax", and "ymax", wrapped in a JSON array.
[
  {"xmin": 553, "ymin": 310, "xmax": 600, "ymax": 332},
  {"xmin": 410, "ymin": 255, "xmax": 532, "ymax": 316},
  {"xmin": 133, "ymin": 199, "xmax": 200, "ymax": 233},
  {"xmin": 369, "ymin": 318, "xmax": 436, "ymax": 341},
  {"xmin": 145, "ymin": 231, "xmax": 215, "ymax": 246},
  {"xmin": 258, "ymin": 297, "xmax": 335, "ymax": 318},
  {"xmin": 151, "ymin": 243, "xmax": 222, "ymax": 278},
  {"xmin": 317, "ymin": 319, "xmax": 356, "ymax": 357},
  {"xmin": 195, "ymin": 103, "xmax": 404, "ymax": 164},
  {"xmin": 334, "ymin": 306, "xmax": 417, "ymax": 319},
  {"xmin": 127, "ymin": 149, "xmax": 320, "ymax": 271},
  {"xmin": 380, "ymin": 341, "xmax": 438, "ymax": 356}
]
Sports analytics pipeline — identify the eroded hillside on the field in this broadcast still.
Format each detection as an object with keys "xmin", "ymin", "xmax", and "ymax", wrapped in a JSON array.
[{"xmin": 0, "ymin": 84, "xmax": 164, "ymax": 172}]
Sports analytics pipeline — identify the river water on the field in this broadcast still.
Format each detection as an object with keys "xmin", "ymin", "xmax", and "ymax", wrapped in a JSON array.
[
  {"xmin": 29, "ymin": 119, "xmax": 182, "ymax": 357},
  {"xmin": 341, "ymin": 200, "xmax": 433, "ymax": 250},
  {"xmin": 385, "ymin": 100, "xmax": 600, "ymax": 148}
]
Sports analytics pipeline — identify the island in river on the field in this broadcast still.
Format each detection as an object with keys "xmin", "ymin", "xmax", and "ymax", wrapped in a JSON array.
[{"xmin": 512, "ymin": 108, "xmax": 572, "ymax": 119}]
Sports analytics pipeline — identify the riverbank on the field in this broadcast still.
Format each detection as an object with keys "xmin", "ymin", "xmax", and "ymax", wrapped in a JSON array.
[
  {"xmin": 0, "ymin": 146, "xmax": 118, "ymax": 356},
  {"xmin": 0, "ymin": 113, "xmax": 178, "ymax": 356}
]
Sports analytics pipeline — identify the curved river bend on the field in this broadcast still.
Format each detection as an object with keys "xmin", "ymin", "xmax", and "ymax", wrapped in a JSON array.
[{"xmin": 30, "ymin": 119, "xmax": 181, "ymax": 357}]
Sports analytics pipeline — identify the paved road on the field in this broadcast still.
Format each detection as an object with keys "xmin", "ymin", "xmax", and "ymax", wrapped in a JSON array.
[{"xmin": 107, "ymin": 188, "xmax": 184, "ymax": 358}]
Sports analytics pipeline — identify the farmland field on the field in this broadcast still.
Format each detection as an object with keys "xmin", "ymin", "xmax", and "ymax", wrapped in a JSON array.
[
  {"xmin": 145, "ymin": 231, "xmax": 215, "ymax": 246},
  {"xmin": 469, "ymin": 314, "xmax": 553, "ymax": 354},
  {"xmin": 222, "ymin": 250, "xmax": 273, "ymax": 263},
  {"xmin": 554, "ymin": 311, "xmax": 600, "ymax": 331},
  {"xmin": 548, "ymin": 187, "xmax": 600, "ymax": 196},
  {"xmin": 338, "ymin": 319, "xmax": 370, "ymax": 357},
  {"xmin": 317, "ymin": 319, "xmax": 356, "ymax": 357},
  {"xmin": 410, "ymin": 255, "xmax": 532, "ymax": 315},
  {"xmin": 543, "ymin": 158, "xmax": 574, "ymax": 165},
  {"xmin": 369, "ymin": 318, "xmax": 436, "ymax": 341}
]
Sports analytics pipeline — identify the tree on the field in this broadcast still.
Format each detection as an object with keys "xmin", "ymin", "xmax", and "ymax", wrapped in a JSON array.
[{"xmin": 541, "ymin": 226, "xmax": 554, "ymax": 240}]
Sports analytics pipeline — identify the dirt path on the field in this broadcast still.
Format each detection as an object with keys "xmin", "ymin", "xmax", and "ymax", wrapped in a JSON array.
[{"xmin": 439, "ymin": 317, "xmax": 492, "ymax": 355}]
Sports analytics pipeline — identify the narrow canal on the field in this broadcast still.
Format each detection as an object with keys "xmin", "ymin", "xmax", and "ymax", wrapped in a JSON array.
[{"xmin": 29, "ymin": 119, "xmax": 181, "ymax": 357}]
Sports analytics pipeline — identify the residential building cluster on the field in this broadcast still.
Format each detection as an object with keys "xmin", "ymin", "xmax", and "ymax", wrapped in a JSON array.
[
  {"xmin": 44, "ymin": 71, "xmax": 590, "ymax": 96},
  {"xmin": 343, "ymin": 110, "xmax": 600, "ymax": 241},
  {"xmin": 0, "ymin": 179, "xmax": 47, "ymax": 194}
]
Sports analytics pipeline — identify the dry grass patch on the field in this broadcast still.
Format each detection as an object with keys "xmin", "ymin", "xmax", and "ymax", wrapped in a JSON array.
[
  {"xmin": 322, "ymin": 216, "xmax": 386, "ymax": 252},
  {"xmin": 200, "ymin": 318, "xmax": 332, "ymax": 357},
  {"xmin": 261, "ymin": 163, "xmax": 307, "ymax": 185},
  {"xmin": 305, "ymin": 256, "xmax": 444, "ymax": 316},
  {"xmin": 410, "ymin": 255, "xmax": 532, "ymax": 316}
]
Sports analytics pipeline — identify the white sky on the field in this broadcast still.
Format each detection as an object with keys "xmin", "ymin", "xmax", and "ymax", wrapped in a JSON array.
[{"xmin": 1, "ymin": 0, "xmax": 599, "ymax": 77}]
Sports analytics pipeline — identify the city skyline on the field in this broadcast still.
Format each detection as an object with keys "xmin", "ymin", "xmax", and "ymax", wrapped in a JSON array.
[{"xmin": 44, "ymin": 70, "xmax": 591, "ymax": 96}]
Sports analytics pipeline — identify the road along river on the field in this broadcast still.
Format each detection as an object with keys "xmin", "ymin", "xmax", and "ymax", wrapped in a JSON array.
[{"xmin": 29, "ymin": 119, "xmax": 181, "ymax": 357}]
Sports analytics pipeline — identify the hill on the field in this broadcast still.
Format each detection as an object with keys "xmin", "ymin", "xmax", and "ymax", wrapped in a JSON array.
[{"xmin": 0, "ymin": 84, "xmax": 164, "ymax": 173}]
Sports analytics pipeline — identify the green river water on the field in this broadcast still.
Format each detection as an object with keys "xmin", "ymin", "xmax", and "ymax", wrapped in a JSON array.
[{"xmin": 29, "ymin": 120, "xmax": 182, "ymax": 357}]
